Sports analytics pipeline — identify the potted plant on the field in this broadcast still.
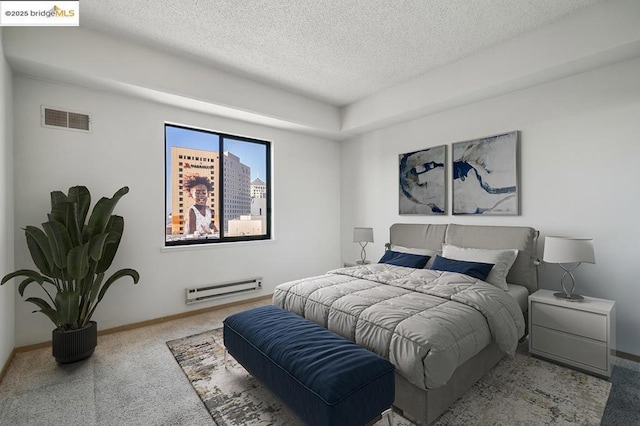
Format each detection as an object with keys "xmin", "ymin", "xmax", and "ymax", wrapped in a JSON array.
[{"xmin": 1, "ymin": 186, "xmax": 139, "ymax": 363}]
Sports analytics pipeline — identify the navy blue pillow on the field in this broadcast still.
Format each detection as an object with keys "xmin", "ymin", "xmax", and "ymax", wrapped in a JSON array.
[
  {"xmin": 378, "ymin": 250, "xmax": 430, "ymax": 268},
  {"xmin": 430, "ymin": 255, "xmax": 494, "ymax": 281}
]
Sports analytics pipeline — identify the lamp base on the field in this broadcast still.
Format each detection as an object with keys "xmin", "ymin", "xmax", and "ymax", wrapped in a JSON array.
[{"xmin": 553, "ymin": 292, "xmax": 584, "ymax": 302}]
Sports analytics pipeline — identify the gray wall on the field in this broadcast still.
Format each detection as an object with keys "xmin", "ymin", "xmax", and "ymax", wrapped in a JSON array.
[{"xmin": 0, "ymin": 28, "xmax": 15, "ymax": 369}]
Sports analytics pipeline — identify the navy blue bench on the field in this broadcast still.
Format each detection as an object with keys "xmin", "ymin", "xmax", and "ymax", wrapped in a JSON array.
[{"xmin": 223, "ymin": 305, "xmax": 395, "ymax": 426}]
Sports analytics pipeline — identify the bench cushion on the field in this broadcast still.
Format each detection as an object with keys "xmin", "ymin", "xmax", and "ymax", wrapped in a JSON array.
[{"xmin": 223, "ymin": 305, "xmax": 395, "ymax": 426}]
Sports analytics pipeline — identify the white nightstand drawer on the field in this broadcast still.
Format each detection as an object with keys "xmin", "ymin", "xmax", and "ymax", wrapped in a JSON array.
[
  {"xmin": 531, "ymin": 325, "xmax": 608, "ymax": 371},
  {"xmin": 531, "ymin": 301, "xmax": 606, "ymax": 342}
]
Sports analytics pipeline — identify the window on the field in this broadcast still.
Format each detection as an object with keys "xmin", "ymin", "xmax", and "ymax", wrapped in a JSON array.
[{"xmin": 165, "ymin": 123, "xmax": 271, "ymax": 246}]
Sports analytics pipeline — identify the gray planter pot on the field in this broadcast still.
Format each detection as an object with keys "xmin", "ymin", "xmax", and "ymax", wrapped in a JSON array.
[{"xmin": 52, "ymin": 321, "xmax": 98, "ymax": 364}]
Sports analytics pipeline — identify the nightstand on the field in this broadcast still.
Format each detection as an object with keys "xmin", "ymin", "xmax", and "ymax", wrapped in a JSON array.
[
  {"xmin": 528, "ymin": 289, "xmax": 615, "ymax": 378},
  {"xmin": 343, "ymin": 260, "xmax": 371, "ymax": 267}
]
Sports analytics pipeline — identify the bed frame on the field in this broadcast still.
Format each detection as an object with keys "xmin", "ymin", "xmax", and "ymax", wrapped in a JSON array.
[{"xmin": 388, "ymin": 223, "xmax": 539, "ymax": 425}]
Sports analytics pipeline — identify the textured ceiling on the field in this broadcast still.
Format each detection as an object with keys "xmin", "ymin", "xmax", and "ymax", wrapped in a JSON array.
[{"xmin": 80, "ymin": 0, "xmax": 604, "ymax": 106}]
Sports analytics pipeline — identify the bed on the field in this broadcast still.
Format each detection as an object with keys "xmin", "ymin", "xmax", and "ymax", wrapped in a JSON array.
[{"xmin": 273, "ymin": 223, "xmax": 539, "ymax": 425}]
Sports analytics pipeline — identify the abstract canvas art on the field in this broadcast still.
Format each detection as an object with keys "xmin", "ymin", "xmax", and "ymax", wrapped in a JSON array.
[
  {"xmin": 452, "ymin": 131, "xmax": 519, "ymax": 215},
  {"xmin": 399, "ymin": 145, "xmax": 446, "ymax": 214}
]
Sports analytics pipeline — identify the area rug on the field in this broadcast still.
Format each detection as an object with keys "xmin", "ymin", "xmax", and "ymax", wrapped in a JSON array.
[{"xmin": 167, "ymin": 328, "xmax": 611, "ymax": 425}]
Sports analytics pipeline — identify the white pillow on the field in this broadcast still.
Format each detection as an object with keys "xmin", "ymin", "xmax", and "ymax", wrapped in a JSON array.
[
  {"xmin": 441, "ymin": 244, "xmax": 518, "ymax": 290},
  {"xmin": 390, "ymin": 245, "xmax": 440, "ymax": 268}
]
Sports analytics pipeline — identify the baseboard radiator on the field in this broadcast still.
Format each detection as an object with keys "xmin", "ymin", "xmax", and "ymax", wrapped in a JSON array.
[{"xmin": 186, "ymin": 278, "xmax": 263, "ymax": 304}]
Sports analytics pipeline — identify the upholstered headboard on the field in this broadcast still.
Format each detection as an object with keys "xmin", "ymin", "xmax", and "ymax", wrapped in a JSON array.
[{"xmin": 389, "ymin": 223, "xmax": 539, "ymax": 293}]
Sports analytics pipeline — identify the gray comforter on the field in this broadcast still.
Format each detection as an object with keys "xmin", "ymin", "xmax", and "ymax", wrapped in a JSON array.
[{"xmin": 272, "ymin": 264, "xmax": 525, "ymax": 390}]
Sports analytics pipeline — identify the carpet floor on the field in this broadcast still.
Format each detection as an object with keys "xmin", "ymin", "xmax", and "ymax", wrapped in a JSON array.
[
  {"xmin": 601, "ymin": 359, "xmax": 640, "ymax": 425},
  {"xmin": 167, "ymin": 328, "xmax": 612, "ymax": 426},
  {"xmin": 0, "ymin": 297, "xmax": 637, "ymax": 426}
]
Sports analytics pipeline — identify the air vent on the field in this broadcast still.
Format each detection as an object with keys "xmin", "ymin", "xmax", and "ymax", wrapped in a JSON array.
[{"xmin": 41, "ymin": 106, "xmax": 91, "ymax": 132}]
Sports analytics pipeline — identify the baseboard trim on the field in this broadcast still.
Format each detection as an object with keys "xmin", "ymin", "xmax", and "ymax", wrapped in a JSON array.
[
  {"xmin": 97, "ymin": 294, "xmax": 272, "ymax": 336},
  {"xmin": 0, "ymin": 348, "xmax": 17, "ymax": 384},
  {"xmin": 614, "ymin": 349, "xmax": 640, "ymax": 363},
  {"xmin": 14, "ymin": 294, "xmax": 273, "ymax": 354}
]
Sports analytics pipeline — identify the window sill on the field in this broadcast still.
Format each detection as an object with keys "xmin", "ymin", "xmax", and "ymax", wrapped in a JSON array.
[{"xmin": 161, "ymin": 238, "xmax": 276, "ymax": 252}]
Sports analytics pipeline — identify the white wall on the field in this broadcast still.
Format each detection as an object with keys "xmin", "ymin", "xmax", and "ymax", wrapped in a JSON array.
[
  {"xmin": 12, "ymin": 76, "xmax": 341, "ymax": 346},
  {"xmin": 342, "ymin": 0, "xmax": 640, "ymax": 134},
  {"xmin": 3, "ymin": 27, "xmax": 343, "ymax": 139},
  {"xmin": 0, "ymin": 29, "xmax": 15, "ymax": 367},
  {"xmin": 341, "ymin": 56, "xmax": 640, "ymax": 356}
]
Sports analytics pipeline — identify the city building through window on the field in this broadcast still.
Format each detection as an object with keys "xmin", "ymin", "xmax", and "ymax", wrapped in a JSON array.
[{"xmin": 165, "ymin": 123, "xmax": 271, "ymax": 246}]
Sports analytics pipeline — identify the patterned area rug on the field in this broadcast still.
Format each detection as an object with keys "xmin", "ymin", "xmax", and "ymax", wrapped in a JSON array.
[{"xmin": 167, "ymin": 328, "xmax": 611, "ymax": 426}]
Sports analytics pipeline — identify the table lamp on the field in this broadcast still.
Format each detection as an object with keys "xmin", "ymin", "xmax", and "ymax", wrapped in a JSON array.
[
  {"xmin": 543, "ymin": 236, "xmax": 595, "ymax": 301},
  {"xmin": 353, "ymin": 227, "xmax": 374, "ymax": 264}
]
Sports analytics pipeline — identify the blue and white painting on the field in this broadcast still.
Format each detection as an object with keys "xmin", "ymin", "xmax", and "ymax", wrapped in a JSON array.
[
  {"xmin": 399, "ymin": 145, "xmax": 446, "ymax": 214},
  {"xmin": 452, "ymin": 131, "xmax": 519, "ymax": 215}
]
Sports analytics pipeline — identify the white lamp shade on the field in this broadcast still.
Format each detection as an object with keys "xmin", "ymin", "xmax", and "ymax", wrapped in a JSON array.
[
  {"xmin": 353, "ymin": 227, "xmax": 374, "ymax": 243},
  {"xmin": 543, "ymin": 236, "xmax": 595, "ymax": 264}
]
